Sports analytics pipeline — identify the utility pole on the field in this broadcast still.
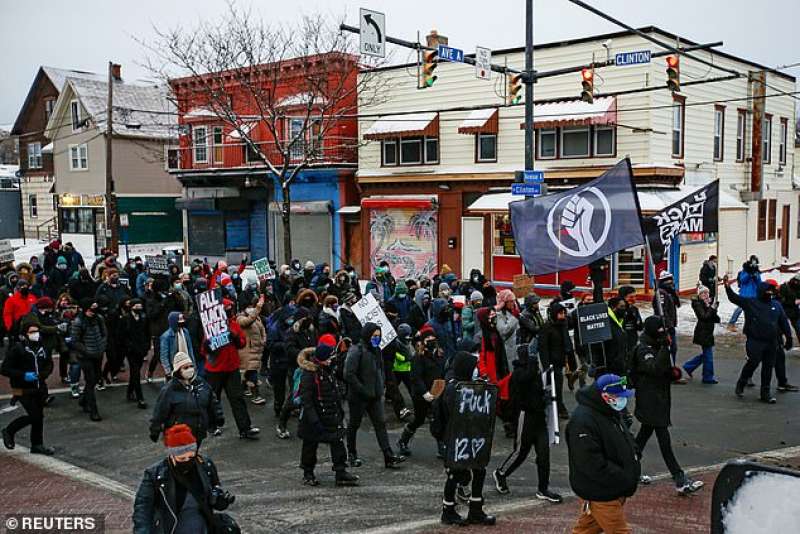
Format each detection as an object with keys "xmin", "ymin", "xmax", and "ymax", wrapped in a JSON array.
[
  {"xmin": 523, "ymin": 0, "xmax": 534, "ymax": 173},
  {"xmin": 106, "ymin": 61, "xmax": 119, "ymax": 254}
]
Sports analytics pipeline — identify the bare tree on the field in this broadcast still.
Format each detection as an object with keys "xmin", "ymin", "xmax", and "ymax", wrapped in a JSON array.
[{"xmin": 142, "ymin": 2, "xmax": 388, "ymax": 263}]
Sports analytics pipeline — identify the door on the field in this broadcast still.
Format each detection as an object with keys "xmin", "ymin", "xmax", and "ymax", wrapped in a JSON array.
[
  {"xmin": 781, "ymin": 205, "xmax": 790, "ymax": 258},
  {"xmin": 461, "ymin": 217, "xmax": 484, "ymax": 277}
]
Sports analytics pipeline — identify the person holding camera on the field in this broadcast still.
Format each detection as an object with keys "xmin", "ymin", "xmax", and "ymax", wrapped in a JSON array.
[
  {"xmin": 727, "ymin": 255, "xmax": 762, "ymax": 332},
  {"xmin": 133, "ymin": 423, "xmax": 238, "ymax": 534}
]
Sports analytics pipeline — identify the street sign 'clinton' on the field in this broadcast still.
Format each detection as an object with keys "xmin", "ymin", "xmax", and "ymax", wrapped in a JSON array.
[{"xmin": 615, "ymin": 50, "xmax": 651, "ymax": 67}]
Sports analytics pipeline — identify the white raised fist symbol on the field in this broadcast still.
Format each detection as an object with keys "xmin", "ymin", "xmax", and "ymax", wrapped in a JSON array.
[{"xmin": 561, "ymin": 194, "xmax": 598, "ymax": 253}]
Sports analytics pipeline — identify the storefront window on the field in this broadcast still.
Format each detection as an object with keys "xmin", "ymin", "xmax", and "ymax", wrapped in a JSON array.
[
  {"xmin": 60, "ymin": 208, "xmax": 95, "ymax": 234},
  {"xmin": 493, "ymin": 214, "xmax": 517, "ymax": 256}
]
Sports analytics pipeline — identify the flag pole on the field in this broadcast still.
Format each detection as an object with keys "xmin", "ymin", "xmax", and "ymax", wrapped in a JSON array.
[{"xmin": 645, "ymin": 234, "xmax": 664, "ymax": 317}]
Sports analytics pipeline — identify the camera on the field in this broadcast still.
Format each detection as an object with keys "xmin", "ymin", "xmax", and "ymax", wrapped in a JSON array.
[{"xmin": 210, "ymin": 486, "xmax": 235, "ymax": 510}]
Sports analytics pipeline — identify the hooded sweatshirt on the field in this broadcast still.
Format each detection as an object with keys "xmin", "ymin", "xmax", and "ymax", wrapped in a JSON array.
[
  {"xmin": 343, "ymin": 322, "xmax": 385, "ymax": 401},
  {"xmin": 408, "ymin": 288, "xmax": 431, "ymax": 332},
  {"xmin": 426, "ymin": 298, "xmax": 456, "ymax": 363}
]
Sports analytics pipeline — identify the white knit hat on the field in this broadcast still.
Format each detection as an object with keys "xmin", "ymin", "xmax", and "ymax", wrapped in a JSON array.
[{"xmin": 171, "ymin": 352, "xmax": 194, "ymax": 376}]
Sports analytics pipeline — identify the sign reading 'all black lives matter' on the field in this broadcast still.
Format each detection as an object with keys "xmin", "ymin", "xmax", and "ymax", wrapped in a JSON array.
[
  {"xmin": 445, "ymin": 381, "xmax": 498, "ymax": 470},
  {"xmin": 197, "ymin": 288, "xmax": 231, "ymax": 351},
  {"xmin": 576, "ymin": 302, "xmax": 612, "ymax": 345}
]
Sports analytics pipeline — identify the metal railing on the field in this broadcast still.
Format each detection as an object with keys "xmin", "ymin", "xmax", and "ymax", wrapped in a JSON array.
[{"xmin": 35, "ymin": 215, "xmax": 58, "ymax": 242}]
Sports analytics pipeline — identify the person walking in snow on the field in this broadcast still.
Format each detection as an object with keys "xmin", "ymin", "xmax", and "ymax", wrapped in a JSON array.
[{"xmin": 683, "ymin": 286, "xmax": 720, "ymax": 384}]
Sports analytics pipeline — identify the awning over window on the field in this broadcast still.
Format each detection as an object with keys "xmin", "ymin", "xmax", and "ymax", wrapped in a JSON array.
[
  {"xmin": 363, "ymin": 112, "xmax": 439, "ymax": 141},
  {"xmin": 267, "ymin": 200, "xmax": 331, "ymax": 214},
  {"xmin": 519, "ymin": 97, "xmax": 616, "ymax": 129},
  {"xmin": 361, "ymin": 195, "xmax": 437, "ymax": 209},
  {"xmin": 275, "ymin": 92, "xmax": 327, "ymax": 108},
  {"xmin": 42, "ymin": 143, "xmax": 53, "ymax": 154},
  {"xmin": 458, "ymin": 108, "xmax": 499, "ymax": 135}
]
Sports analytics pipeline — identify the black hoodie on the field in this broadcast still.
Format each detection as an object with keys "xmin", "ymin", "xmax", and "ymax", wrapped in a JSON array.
[
  {"xmin": 343, "ymin": 322, "xmax": 385, "ymax": 402},
  {"xmin": 565, "ymin": 385, "xmax": 640, "ymax": 502}
]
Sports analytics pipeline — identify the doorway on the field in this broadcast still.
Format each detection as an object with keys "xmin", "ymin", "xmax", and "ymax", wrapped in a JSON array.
[
  {"xmin": 461, "ymin": 217, "xmax": 484, "ymax": 277},
  {"xmin": 781, "ymin": 205, "xmax": 790, "ymax": 258}
]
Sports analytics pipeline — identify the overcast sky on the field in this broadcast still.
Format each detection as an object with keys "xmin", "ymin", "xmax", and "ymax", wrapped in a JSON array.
[{"xmin": 1, "ymin": 0, "xmax": 798, "ymax": 129}]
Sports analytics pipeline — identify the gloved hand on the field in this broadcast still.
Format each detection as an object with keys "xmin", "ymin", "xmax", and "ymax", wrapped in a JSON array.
[
  {"xmin": 785, "ymin": 338, "xmax": 793, "ymax": 351},
  {"xmin": 57, "ymin": 322, "xmax": 68, "ymax": 333},
  {"xmin": 423, "ymin": 392, "xmax": 435, "ymax": 402},
  {"xmin": 24, "ymin": 371, "xmax": 38, "ymax": 382},
  {"xmin": 149, "ymin": 431, "xmax": 160, "ymax": 443}
]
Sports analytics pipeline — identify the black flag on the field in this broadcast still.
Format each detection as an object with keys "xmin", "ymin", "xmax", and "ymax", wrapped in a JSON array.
[{"xmin": 644, "ymin": 181, "xmax": 719, "ymax": 263}]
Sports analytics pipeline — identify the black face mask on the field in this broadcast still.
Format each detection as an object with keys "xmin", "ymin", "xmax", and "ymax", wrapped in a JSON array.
[
  {"xmin": 173, "ymin": 458, "xmax": 195, "ymax": 476},
  {"xmin": 19, "ymin": 288, "xmax": 29, "ymax": 296},
  {"xmin": 424, "ymin": 340, "xmax": 438, "ymax": 352}
]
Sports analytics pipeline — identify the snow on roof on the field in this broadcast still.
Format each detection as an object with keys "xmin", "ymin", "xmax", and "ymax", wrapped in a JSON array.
[
  {"xmin": 530, "ymin": 97, "xmax": 616, "ymax": 128},
  {"xmin": 363, "ymin": 112, "xmax": 438, "ymax": 139},
  {"xmin": 458, "ymin": 108, "xmax": 499, "ymax": 134},
  {"xmin": 41, "ymin": 66, "xmax": 105, "ymax": 92},
  {"xmin": 184, "ymin": 107, "xmax": 219, "ymax": 119},
  {"xmin": 275, "ymin": 92, "xmax": 328, "ymax": 108},
  {"xmin": 66, "ymin": 77, "xmax": 177, "ymax": 140},
  {"xmin": 41, "ymin": 143, "xmax": 53, "ymax": 154}
]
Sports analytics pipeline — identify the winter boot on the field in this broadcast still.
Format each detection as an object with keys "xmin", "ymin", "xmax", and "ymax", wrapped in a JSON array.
[
  {"xmin": 348, "ymin": 452, "xmax": 362, "ymax": 468},
  {"xmin": 335, "ymin": 470, "xmax": 360, "ymax": 487},
  {"xmin": 493, "ymin": 469, "xmax": 509, "ymax": 494},
  {"xmin": 441, "ymin": 503, "xmax": 466, "ymax": 526},
  {"xmin": 396, "ymin": 424, "xmax": 414, "ymax": 457},
  {"xmin": 302, "ymin": 472, "xmax": 320, "ymax": 486},
  {"xmin": 466, "ymin": 498, "xmax": 496, "ymax": 526}
]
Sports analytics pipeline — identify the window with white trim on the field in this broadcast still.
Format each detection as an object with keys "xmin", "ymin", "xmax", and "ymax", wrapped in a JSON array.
[
  {"xmin": 44, "ymin": 99, "xmax": 55, "ymax": 122},
  {"xmin": 28, "ymin": 195, "xmax": 38, "ymax": 218},
  {"xmin": 779, "ymin": 118, "xmax": 788, "ymax": 165},
  {"xmin": 560, "ymin": 126, "xmax": 591, "ymax": 158},
  {"xmin": 27, "ymin": 142, "xmax": 42, "ymax": 169},
  {"xmin": 424, "ymin": 137, "xmax": 439, "ymax": 164},
  {"xmin": 594, "ymin": 126, "xmax": 614, "ymax": 156},
  {"xmin": 672, "ymin": 97, "xmax": 685, "ymax": 158},
  {"xmin": 69, "ymin": 144, "xmax": 88, "ymax": 170},
  {"xmin": 193, "ymin": 126, "xmax": 208, "ymax": 163},
  {"xmin": 381, "ymin": 136, "xmax": 438, "ymax": 166},
  {"xmin": 537, "ymin": 129, "xmax": 556, "ymax": 159},
  {"xmin": 165, "ymin": 146, "xmax": 180, "ymax": 170},
  {"xmin": 736, "ymin": 110, "xmax": 746, "ymax": 162},
  {"xmin": 382, "ymin": 139, "xmax": 397, "ymax": 165},
  {"xmin": 70, "ymin": 100, "xmax": 81, "ymax": 131},
  {"xmin": 713, "ymin": 106, "xmax": 725, "ymax": 161},
  {"xmin": 400, "ymin": 138, "xmax": 422, "ymax": 164},
  {"xmin": 476, "ymin": 133, "xmax": 497, "ymax": 162},
  {"xmin": 763, "ymin": 116, "xmax": 772, "ymax": 164}
]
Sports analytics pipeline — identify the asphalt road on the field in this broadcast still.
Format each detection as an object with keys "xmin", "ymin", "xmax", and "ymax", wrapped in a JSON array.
[{"xmin": 1, "ymin": 333, "xmax": 799, "ymax": 533}]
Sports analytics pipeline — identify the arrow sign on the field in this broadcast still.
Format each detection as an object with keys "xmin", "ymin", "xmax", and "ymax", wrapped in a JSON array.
[{"xmin": 359, "ymin": 8, "xmax": 386, "ymax": 58}]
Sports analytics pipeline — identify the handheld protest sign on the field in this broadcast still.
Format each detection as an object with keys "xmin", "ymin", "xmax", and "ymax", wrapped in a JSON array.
[
  {"xmin": 445, "ymin": 381, "xmax": 498, "ymax": 470},
  {"xmin": 576, "ymin": 303, "xmax": 612, "ymax": 346},
  {"xmin": 352, "ymin": 293, "xmax": 397, "ymax": 349},
  {"xmin": 145, "ymin": 255, "xmax": 171, "ymax": 277},
  {"xmin": 253, "ymin": 257, "xmax": 274, "ymax": 281},
  {"xmin": 196, "ymin": 288, "xmax": 231, "ymax": 350}
]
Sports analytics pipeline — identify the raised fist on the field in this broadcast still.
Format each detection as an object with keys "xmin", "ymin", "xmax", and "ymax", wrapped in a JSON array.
[{"xmin": 561, "ymin": 194, "xmax": 598, "ymax": 253}]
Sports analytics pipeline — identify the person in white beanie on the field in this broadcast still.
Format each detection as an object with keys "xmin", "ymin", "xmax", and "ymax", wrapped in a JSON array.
[{"xmin": 683, "ymin": 286, "xmax": 720, "ymax": 384}]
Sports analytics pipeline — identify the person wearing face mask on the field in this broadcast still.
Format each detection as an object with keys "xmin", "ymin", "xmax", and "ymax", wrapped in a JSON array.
[
  {"xmin": 134, "ymin": 424, "xmax": 237, "ymax": 534},
  {"xmin": 146, "ymin": 279, "xmax": 187, "ymax": 382},
  {"xmin": 494, "ymin": 290, "xmax": 520, "ymax": 369},
  {"xmin": 633, "ymin": 316, "xmax": 704, "ymax": 495},
  {"xmin": 68, "ymin": 267, "xmax": 97, "ymax": 303},
  {"xmin": 21, "ymin": 297, "xmax": 59, "ymax": 406},
  {"xmin": 70, "ymin": 299, "xmax": 107, "ymax": 421},
  {"xmin": 617, "ymin": 286, "xmax": 643, "ymax": 362},
  {"xmin": 366, "ymin": 266, "xmax": 395, "ymax": 304},
  {"xmin": 566, "ymin": 373, "xmax": 640, "ymax": 533},
  {"xmin": 160, "ymin": 312, "xmax": 196, "ymax": 375},
  {"xmin": 601, "ymin": 297, "xmax": 630, "ymax": 380},
  {"xmin": 237, "ymin": 295, "xmax": 267, "ymax": 405},
  {"xmin": 408, "ymin": 288, "xmax": 432, "ymax": 334},
  {"xmin": 1, "ymin": 321, "xmax": 55, "ymax": 455},
  {"xmin": 652, "ymin": 271, "xmax": 681, "ymax": 366},
  {"xmin": 344, "ymin": 323, "xmax": 406, "ymax": 469},
  {"xmin": 538, "ymin": 302, "xmax": 573, "ymax": 419},
  {"xmin": 276, "ymin": 307, "xmax": 318, "ymax": 438},
  {"xmin": 461, "ymin": 291, "xmax": 484, "ymax": 343},
  {"xmin": 3, "ymin": 280, "xmax": 37, "ymax": 347},
  {"xmin": 123, "ymin": 299, "xmax": 150, "ymax": 408},
  {"xmin": 387, "ymin": 281, "xmax": 412, "ymax": 323},
  {"xmin": 475, "ymin": 307, "xmax": 510, "ymax": 389},
  {"xmin": 150, "ymin": 353, "xmax": 224, "ymax": 446},
  {"xmin": 724, "ymin": 275, "xmax": 793, "ymax": 403},
  {"xmin": 426, "ymin": 298, "xmax": 457, "ymax": 366},
  {"xmin": 0, "ymin": 272, "xmax": 20, "ymax": 347},
  {"xmin": 95, "ymin": 268, "xmax": 131, "ymax": 385},
  {"xmin": 338, "ymin": 291, "xmax": 362, "ymax": 341},
  {"xmin": 319, "ymin": 295, "xmax": 341, "ymax": 337},
  {"xmin": 699, "ymin": 255, "xmax": 719, "ymax": 302},
  {"xmin": 44, "ymin": 256, "xmax": 70, "ymax": 299},
  {"xmin": 328, "ymin": 270, "xmax": 352, "ymax": 303},
  {"xmin": 396, "ymin": 325, "xmax": 445, "ymax": 458},
  {"xmin": 517, "ymin": 294, "xmax": 544, "ymax": 347}
]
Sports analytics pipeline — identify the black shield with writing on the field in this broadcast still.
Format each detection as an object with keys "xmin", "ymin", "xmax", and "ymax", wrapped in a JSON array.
[{"xmin": 445, "ymin": 381, "xmax": 498, "ymax": 470}]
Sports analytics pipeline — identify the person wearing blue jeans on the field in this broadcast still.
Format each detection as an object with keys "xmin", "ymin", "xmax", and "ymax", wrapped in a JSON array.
[{"xmin": 684, "ymin": 286, "xmax": 720, "ymax": 383}]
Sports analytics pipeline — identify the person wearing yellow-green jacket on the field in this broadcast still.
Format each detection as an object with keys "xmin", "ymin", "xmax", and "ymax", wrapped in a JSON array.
[{"xmin": 384, "ymin": 323, "xmax": 415, "ymax": 422}]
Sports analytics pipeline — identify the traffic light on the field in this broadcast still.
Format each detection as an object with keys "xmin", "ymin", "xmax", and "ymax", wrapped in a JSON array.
[
  {"xmin": 580, "ymin": 68, "xmax": 594, "ymax": 104},
  {"xmin": 420, "ymin": 49, "xmax": 438, "ymax": 89},
  {"xmin": 507, "ymin": 73, "xmax": 524, "ymax": 105},
  {"xmin": 666, "ymin": 55, "xmax": 680, "ymax": 92}
]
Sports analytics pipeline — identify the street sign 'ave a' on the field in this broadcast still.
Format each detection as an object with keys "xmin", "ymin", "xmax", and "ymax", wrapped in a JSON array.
[
  {"xmin": 438, "ymin": 44, "xmax": 464, "ymax": 63},
  {"xmin": 359, "ymin": 8, "xmax": 385, "ymax": 58}
]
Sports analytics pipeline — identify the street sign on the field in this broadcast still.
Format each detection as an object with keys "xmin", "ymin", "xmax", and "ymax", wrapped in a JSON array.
[
  {"xmin": 438, "ymin": 44, "xmax": 464, "ymax": 63},
  {"xmin": 614, "ymin": 49, "xmax": 651, "ymax": 67},
  {"xmin": 511, "ymin": 183, "xmax": 542, "ymax": 196},
  {"xmin": 359, "ymin": 8, "xmax": 385, "ymax": 58},
  {"xmin": 514, "ymin": 170, "xmax": 544, "ymax": 183},
  {"xmin": 119, "ymin": 213, "xmax": 129, "ymax": 227},
  {"xmin": 475, "ymin": 46, "xmax": 492, "ymax": 80}
]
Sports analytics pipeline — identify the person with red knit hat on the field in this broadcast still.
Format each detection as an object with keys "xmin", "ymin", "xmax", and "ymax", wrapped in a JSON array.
[
  {"xmin": 297, "ymin": 334, "xmax": 359, "ymax": 487},
  {"xmin": 203, "ymin": 298, "xmax": 259, "ymax": 440},
  {"xmin": 133, "ymin": 423, "xmax": 237, "ymax": 533}
]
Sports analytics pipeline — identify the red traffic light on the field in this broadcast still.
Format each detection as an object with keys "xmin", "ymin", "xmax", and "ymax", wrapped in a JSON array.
[
  {"xmin": 666, "ymin": 55, "xmax": 679, "ymax": 68},
  {"xmin": 581, "ymin": 68, "xmax": 593, "ymax": 81}
]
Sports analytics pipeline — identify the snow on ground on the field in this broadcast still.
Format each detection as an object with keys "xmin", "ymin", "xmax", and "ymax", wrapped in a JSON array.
[{"xmin": 722, "ymin": 471, "xmax": 800, "ymax": 534}]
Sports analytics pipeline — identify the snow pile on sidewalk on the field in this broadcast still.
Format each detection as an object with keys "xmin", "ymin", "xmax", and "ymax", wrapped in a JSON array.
[{"xmin": 722, "ymin": 471, "xmax": 800, "ymax": 533}]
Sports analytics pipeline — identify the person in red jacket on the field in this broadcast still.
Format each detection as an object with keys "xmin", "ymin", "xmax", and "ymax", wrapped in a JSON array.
[
  {"xmin": 3, "ymin": 280, "xmax": 37, "ymax": 343},
  {"xmin": 203, "ymin": 298, "xmax": 260, "ymax": 440}
]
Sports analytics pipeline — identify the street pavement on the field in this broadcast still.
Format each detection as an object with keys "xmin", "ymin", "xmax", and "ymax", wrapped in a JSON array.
[{"xmin": 1, "ymin": 333, "xmax": 799, "ymax": 533}]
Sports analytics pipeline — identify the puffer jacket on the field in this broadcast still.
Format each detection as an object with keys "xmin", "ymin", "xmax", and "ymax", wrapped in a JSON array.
[
  {"xmin": 343, "ymin": 323, "xmax": 385, "ymax": 402},
  {"xmin": 1, "ymin": 339, "xmax": 52, "ymax": 392},
  {"xmin": 69, "ymin": 312, "xmax": 107, "ymax": 360},
  {"xmin": 237, "ymin": 308, "xmax": 266, "ymax": 372},
  {"xmin": 632, "ymin": 333, "xmax": 673, "ymax": 427},
  {"xmin": 297, "ymin": 348, "xmax": 345, "ymax": 443},
  {"xmin": 410, "ymin": 346, "xmax": 445, "ymax": 398},
  {"xmin": 149, "ymin": 376, "xmax": 224, "ymax": 442}
]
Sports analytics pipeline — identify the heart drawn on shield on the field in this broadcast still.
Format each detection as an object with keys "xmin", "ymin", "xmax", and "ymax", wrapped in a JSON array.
[{"xmin": 471, "ymin": 438, "xmax": 486, "ymax": 458}]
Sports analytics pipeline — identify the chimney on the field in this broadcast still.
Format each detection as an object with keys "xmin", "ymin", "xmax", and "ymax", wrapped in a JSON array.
[
  {"xmin": 111, "ymin": 63, "xmax": 122, "ymax": 81},
  {"xmin": 426, "ymin": 29, "xmax": 448, "ymax": 49}
]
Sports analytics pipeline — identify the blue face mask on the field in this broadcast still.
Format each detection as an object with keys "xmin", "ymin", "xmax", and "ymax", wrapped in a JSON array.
[
  {"xmin": 370, "ymin": 336, "xmax": 382, "ymax": 348},
  {"xmin": 607, "ymin": 395, "xmax": 628, "ymax": 412}
]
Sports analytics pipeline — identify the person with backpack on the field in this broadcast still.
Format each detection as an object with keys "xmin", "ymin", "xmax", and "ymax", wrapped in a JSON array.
[
  {"xmin": 276, "ymin": 307, "xmax": 317, "ymax": 439},
  {"xmin": 492, "ymin": 343, "xmax": 561, "ymax": 503},
  {"xmin": 344, "ymin": 323, "xmax": 406, "ymax": 469},
  {"xmin": 70, "ymin": 298, "xmax": 107, "ymax": 421},
  {"xmin": 683, "ymin": 286, "xmax": 720, "ymax": 384},
  {"xmin": 297, "ymin": 334, "xmax": 360, "ymax": 487}
]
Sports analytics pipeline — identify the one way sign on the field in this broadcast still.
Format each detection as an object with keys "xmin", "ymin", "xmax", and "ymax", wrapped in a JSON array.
[{"xmin": 359, "ymin": 8, "xmax": 385, "ymax": 58}]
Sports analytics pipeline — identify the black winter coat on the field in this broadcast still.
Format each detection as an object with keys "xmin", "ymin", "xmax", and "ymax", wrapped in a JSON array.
[
  {"xmin": 69, "ymin": 313, "xmax": 107, "ymax": 359},
  {"xmin": 509, "ymin": 359, "xmax": 545, "ymax": 419},
  {"xmin": 691, "ymin": 297, "xmax": 720, "ymax": 347},
  {"xmin": 517, "ymin": 308, "xmax": 545, "ymax": 345},
  {"xmin": 132, "ymin": 456, "xmax": 229, "ymax": 534},
  {"xmin": 410, "ymin": 348, "xmax": 445, "ymax": 398},
  {"xmin": 653, "ymin": 286, "xmax": 680, "ymax": 328},
  {"xmin": 297, "ymin": 348, "xmax": 345, "ymax": 443},
  {"xmin": 632, "ymin": 334, "xmax": 673, "ymax": 427},
  {"xmin": 344, "ymin": 326, "xmax": 385, "ymax": 402},
  {"xmin": 538, "ymin": 320, "xmax": 572, "ymax": 368},
  {"xmin": 150, "ymin": 377, "xmax": 224, "ymax": 442},
  {"xmin": 286, "ymin": 323, "xmax": 316, "ymax": 371},
  {"xmin": 339, "ymin": 307, "xmax": 362, "ymax": 341},
  {"xmin": 565, "ymin": 385, "xmax": 640, "ymax": 502},
  {"xmin": 1, "ymin": 340, "xmax": 52, "ymax": 391},
  {"xmin": 602, "ymin": 314, "xmax": 628, "ymax": 376},
  {"xmin": 778, "ymin": 281, "xmax": 800, "ymax": 322},
  {"xmin": 725, "ymin": 284, "xmax": 791, "ymax": 345},
  {"xmin": 621, "ymin": 306, "xmax": 643, "ymax": 355},
  {"xmin": 124, "ymin": 313, "xmax": 152, "ymax": 356}
]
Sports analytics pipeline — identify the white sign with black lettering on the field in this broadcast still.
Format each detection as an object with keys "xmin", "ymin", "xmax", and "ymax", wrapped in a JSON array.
[
  {"xmin": 0, "ymin": 240, "xmax": 13, "ymax": 264},
  {"xmin": 475, "ymin": 46, "xmax": 492, "ymax": 80},
  {"xmin": 359, "ymin": 8, "xmax": 385, "ymax": 58},
  {"xmin": 352, "ymin": 293, "xmax": 396, "ymax": 349}
]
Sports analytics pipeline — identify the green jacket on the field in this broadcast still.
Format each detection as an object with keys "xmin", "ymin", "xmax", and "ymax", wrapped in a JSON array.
[{"xmin": 392, "ymin": 341, "xmax": 413, "ymax": 373}]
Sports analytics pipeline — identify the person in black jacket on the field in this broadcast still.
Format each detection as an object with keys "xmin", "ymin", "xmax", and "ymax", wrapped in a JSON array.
[
  {"xmin": 633, "ymin": 317, "xmax": 704, "ymax": 495},
  {"xmin": 683, "ymin": 286, "xmax": 720, "ymax": 384},
  {"xmin": 297, "ymin": 335, "xmax": 359, "ymax": 487},
  {"xmin": 338, "ymin": 291, "xmax": 363, "ymax": 341},
  {"xmin": 123, "ymin": 299, "xmax": 151, "ymax": 408},
  {"xmin": 432, "ymin": 351, "xmax": 496, "ymax": 527},
  {"xmin": 699, "ymin": 255, "xmax": 718, "ymax": 301},
  {"xmin": 133, "ymin": 424, "xmax": 235, "ymax": 534},
  {"xmin": 517, "ymin": 294, "xmax": 544, "ymax": 346},
  {"xmin": 653, "ymin": 271, "xmax": 681, "ymax": 364},
  {"xmin": 71, "ymin": 298, "xmax": 107, "ymax": 422},
  {"xmin": 1, "ymin": 319, "xmax": 55, "ymax": 455},
  {"xmin": 724, "ymin": 276, "xmax": 793, "ymax": 403},
  {"xmin": 266, "ymin": 304, "xmax": 294, "ymax": 423},
  {"xmin": 565, "ymin": 375, "xmax": 640, "ymax": 533},
  {"xmin": 492, "ymin": 343, "xmax": 561, "ymax": 503},
  {"xmin": 276, "ymin": 307, "xmax": 317, "ymax": 438},
  {"xmin": 538, "ymin": 302, "xmax": 572, "ymax": 419},
  {"xmin": 618, "ymin": 286, "xmax": 643, "ymax": 361},
  {"xmin": 778, "ymin": 274, "xmax": 800, "ymax": 343},
  {"xmin": 396, "ymin": 324, "xmax": 445, "ymax": 457},
  {"xmin": 601, "ymin": 297, "xmax": 629, "ymax": 378},
  {"xmin": 150, "ymin": 352, "xmax": 224, "ymax": 447},
  {"xmin": 344, "ymin": 322, "xmax": 405, "ymax": 469}
]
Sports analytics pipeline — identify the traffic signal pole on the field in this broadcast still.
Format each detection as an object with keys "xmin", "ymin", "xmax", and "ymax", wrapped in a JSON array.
[{"xmin": 523, "ymin": 0, "xmax": 534, "ymax": 173}]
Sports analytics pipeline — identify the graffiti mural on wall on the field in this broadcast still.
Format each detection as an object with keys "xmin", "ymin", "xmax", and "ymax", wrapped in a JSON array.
[{"xmin": 369, "ymin": 208, "xmax": 437, "ymax": 279}]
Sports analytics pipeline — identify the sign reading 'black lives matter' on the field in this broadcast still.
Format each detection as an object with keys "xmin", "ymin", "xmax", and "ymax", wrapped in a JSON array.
[
  {"xmin": 576, "ymin": 302, "xmax": 612, "ymax": 345},
  {"xmin": 197, "ymin": 288, "xmax": 231, "ymax": 350},
  {"xmin": 445, "ymin": 381, "xmax": 498, "ymax": 470}
]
